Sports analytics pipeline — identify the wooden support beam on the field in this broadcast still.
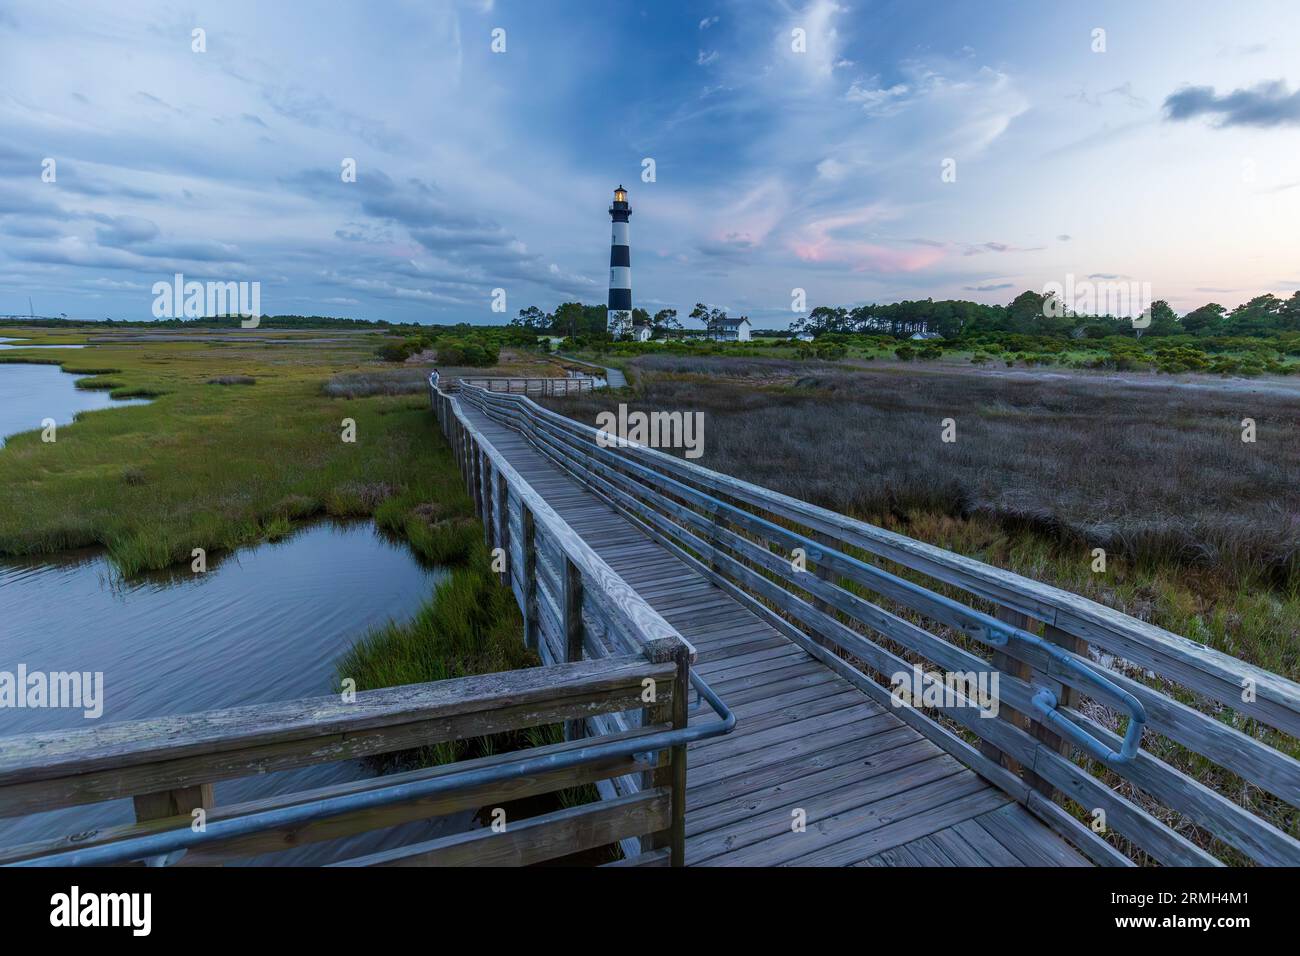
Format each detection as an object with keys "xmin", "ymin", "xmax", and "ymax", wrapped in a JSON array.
[
  {"xmin": 563, "ymin": 556, "xmax": 586, "ymax": 742},
  {"xmin": 522, "ymin": 505, "xmax": 539, "ymax": 652},
  {"xmin": 133, "ymin": 783, "xmax": 212, "ymax": 827},
  {"xmin": 334, "ymin": 788, "xmax": 672, "ymax": 868},
  {"xmin": 495, "ymin": 471, "xmax": 510, "ymax": 587}
]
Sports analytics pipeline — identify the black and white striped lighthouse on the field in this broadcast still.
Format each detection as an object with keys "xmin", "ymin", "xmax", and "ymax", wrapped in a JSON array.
[{"xmin": 607, "ymin": 185, "xmax": 632, "ymax": 336}]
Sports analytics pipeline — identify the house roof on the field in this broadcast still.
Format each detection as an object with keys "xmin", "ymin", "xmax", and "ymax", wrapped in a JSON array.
[{"xmin": 710, "ymin": 316, "xmax": 751, "ymax": 328}]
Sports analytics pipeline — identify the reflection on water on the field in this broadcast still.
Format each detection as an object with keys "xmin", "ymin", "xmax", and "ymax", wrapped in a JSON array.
[
  {"xmin": 0, "ymin": 521, "xmax": 460, "ymax": 863},
  {"xmin": 0, "ymin": 337, "xmax": 86, "ymax": 350},
  {"xmin": 0, "ymin": 361, "xmax": 147, "ymax": 447}
]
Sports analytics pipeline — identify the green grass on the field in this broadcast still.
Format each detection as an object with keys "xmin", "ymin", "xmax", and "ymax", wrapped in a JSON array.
[
  {"xmin": 0, "ymin": 331, "xmax": 473, "ymax": 575},
  {"xmin": 334, "ymin": 541, "xmax": 537, "ymax": 769}
]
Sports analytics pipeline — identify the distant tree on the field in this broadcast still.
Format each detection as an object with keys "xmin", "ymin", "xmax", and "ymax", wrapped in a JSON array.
[
  {"xmin": 1142, "ymin": 300, "xmax": 1180, "ymax": 337},
  {"xmin": 689, "ymin": 303, "xmax": 727, "ymax": 330},
  {"xmin": 1007, "ymin": 290, "xmax": 1047, "ymax": 333},
  {"xmin": 1181, "ymin": 303, "xmax": 1227, "ymax": 336},
  {"xmin": 1225, "ymin": 294, "xmax": 1285, "ymax": 337},
  {"xmin": 802, "ymin": 306, "xmax": 849, "ymax": 334},
  {"xmin": 652, "ymin": 308, "xmax": 681, "ymax": 333},
  {"xmin": 511, "ymin": 305, "xmax": 549, "ymax": 331}
]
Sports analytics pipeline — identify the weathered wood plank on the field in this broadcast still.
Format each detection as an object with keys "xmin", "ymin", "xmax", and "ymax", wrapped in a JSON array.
[
  {"xmin": 334, "ymin": 788, "xmax": 670, "ymax": 867},
  {"xmin": 0, "ymin": 729, "xmax": 658, "ymax": 865},
  {"xmin": 0, "ymin": 657, "xmax": 674, "ymax": 818}
]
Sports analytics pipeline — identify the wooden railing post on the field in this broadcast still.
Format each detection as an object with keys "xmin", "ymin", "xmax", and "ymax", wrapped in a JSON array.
[
  {"xmin": 979, "ymin": 605, "xmax": 1077, "ymax": 800},
  {"xmin": 521, "ymin": 505, "xmax": 538, "ymax": 652},
  {"xmin": 562, "ymin": 556, "xmax": 585, "ymax": 742},
  {"xmin": 1028, "ymin": 623, "xmax": 1091, "ymax": 800},
  {"xmin": 471, "ymin": 443, "xmax": 484, "ymax": 519},
  {"xmin": 979, "ymin": 606, "xmax": 1034, "ymax": 777},
  {"xmin": 480, "ymin": 454, "xmax": 493, "ymax": 547},
  {"xmin": 133, "ymin": 783, "xmax": 213, "ymax": 849},
  {"xmin": 666, "ymin": 644, "xmax": 689, "ymax": 866},
  {"xmin": 642, "ymin": 641, "xmax": 689, "ymax": 865},
  {"xmin": 495, "ymin": 470, "xmax": 510, "ymax": 587}
]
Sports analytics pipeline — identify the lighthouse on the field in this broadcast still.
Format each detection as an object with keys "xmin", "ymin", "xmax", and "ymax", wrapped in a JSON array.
[{"xmin": 607, "ymin": 185, "xmax": 632, "ymax": 336}]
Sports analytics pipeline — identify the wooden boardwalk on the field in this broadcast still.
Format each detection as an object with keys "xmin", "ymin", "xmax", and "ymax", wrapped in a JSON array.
[{"xmin": 457, "ymin": 401, "xmax": 1088, "ymax": 867}]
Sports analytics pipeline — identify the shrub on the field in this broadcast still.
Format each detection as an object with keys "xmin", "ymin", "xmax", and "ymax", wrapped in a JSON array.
[
  {"xmin": 376, "ymin": 338, "xmax": 421, "ymax": 363},
  {"xmin": 207, "ymin": 375, "xmax": 256, "ymax": 386},
  {"xmin": 894, "ymin": 344, "xmax": 916, "ymax": 361}
]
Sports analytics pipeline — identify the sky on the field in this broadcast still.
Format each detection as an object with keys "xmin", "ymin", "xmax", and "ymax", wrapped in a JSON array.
[{"xmin": 1, "ymin": 0, "xmax": 1298, "ymax": 327}]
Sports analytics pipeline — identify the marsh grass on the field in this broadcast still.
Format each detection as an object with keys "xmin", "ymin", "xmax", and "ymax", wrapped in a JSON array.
[
  {"xmin": 549, "ymin": 358, "xmax": 1300, "ymax": 590},
  {"xmin": 0, "ymin": 332, "xmax": 467, "ymax": 576},
  {"xmin": 322, "ymin": 368, "xmax": 429, "ymax": 398},
  {"xmin": 208, "ymin": 375, "xmax": 257, "ymax": 386},
  {"xmin": 335, "ymin": 541, "xmax": 537, "ymax": 770},
  {"xmin": 543, "ymin": 361, "xmax": 1300, "ymax": 681}
]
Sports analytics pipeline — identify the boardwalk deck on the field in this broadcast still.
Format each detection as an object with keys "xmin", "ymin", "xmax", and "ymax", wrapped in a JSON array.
[{"xmin": 457, "ymin": 401, "xmax": 1088, "ymax": 867}]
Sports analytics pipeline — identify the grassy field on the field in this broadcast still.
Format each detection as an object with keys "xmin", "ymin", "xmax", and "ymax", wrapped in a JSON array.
[
  {"xmin": 0, "ymin": 328, "xmax": 549, "ymax": 761},
  {"xmin": 545, "ymin": 355, "xmax": 1300, "ymax": 676},
  {"xmin": 0, "ymin": 330, "xmax": 566, "ymax": 576},
  {"xmin": 569, "ymin": 334, "xmax": 1300, "ymax": 378}
]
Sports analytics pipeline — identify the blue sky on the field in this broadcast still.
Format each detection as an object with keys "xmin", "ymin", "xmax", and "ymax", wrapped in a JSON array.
[{"xmin": 1, "ymin": 0, "xmax": 1298, "ymax": 326}]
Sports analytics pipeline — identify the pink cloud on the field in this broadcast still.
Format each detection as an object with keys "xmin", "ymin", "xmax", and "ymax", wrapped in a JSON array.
[
  {"xmin": 792, "ymin": 237, "xmax": 945, "ymax": 272},
  {"xmin": 789, "ymin": 207, "xmax": 945, "ymax": 273}
]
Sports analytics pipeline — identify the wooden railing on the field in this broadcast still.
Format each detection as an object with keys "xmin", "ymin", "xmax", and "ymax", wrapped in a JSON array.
[
  {"xmin": 0, "ymin": 657, "xmax": 684, "ymax": 866},
  {"xmin": 456, "ymin": 380, "xmax": 1300, "ymax": 867},
  {"xmin": 455, "ymin": 376, "xmax": 595, "ymax": 396}
]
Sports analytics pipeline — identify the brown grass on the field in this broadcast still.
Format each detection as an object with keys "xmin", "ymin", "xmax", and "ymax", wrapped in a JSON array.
[{"xmin": 546, "ymin": 358, "xmax": 1300, "ymax": 587}]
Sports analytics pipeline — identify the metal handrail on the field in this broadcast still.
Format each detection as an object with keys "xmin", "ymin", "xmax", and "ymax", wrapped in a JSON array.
[
  {"xmin": 456, "ymin": 380, "xmax": 1148, "ymax": 767},
  {"xmin": 10, "ymin": 670, "xmax": 734, "ymax": 868}
]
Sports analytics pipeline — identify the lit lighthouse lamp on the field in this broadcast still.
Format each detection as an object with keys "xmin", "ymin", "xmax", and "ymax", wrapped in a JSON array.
[{"xmin": 607, "ymin": 185, "xmax": 633, "ymax": 336}]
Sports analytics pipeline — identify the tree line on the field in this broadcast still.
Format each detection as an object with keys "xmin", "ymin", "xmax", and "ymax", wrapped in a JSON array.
[{"xmin": 793, "ymin": 290, "xmax": 1300, "ymax": 339}]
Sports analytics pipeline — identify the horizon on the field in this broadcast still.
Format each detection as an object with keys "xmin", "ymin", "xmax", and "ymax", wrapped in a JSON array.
[{"xmin": 2, "ymin": 1, "xmax": 1299, "ymax": 326}]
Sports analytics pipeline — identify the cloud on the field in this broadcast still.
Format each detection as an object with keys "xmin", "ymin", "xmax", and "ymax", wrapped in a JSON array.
[
  {"xmin": 1163, "ymin": 80, "xmax": 1300, "ymax": 128},
  {"xmin": 92, "ymin": 214, "xmax": 159, "ymax": 247},
  {"xmin": 845, "ymin": 80, "xmax": 910, "ymax": 117},
  {"xmin": 697, "ymin": 49, "xmax": 719, "ymax": 66},
  {"xmin": 1067, "ymin": 81, "xmax": 1147, "ymax": 109},
  {"xmin": 963, "ymin": 282, "xmax": 1013, "ymax": 291},
  {"xmin": 699, "ymin": 16, "xmax": 719, "ymax": 30},
  {"xmin": 962, "ymin": 241, "xmax": 1044, "ymax": 256}
]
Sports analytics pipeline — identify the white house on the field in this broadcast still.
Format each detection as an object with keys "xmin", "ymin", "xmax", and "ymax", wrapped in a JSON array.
[
  {"xmin": 909, "ymin": 330, "xmax": 944, "ymax": 341},
  {"xmin": 707, "ymin": 316, "xmax": 752, "ymax": 342},
  {"xmin": 630, "ymin": 323, "xmax": 653, "ymax": 342}
]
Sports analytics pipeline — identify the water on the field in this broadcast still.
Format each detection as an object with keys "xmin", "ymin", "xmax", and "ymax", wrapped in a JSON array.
[
  {"xmin": 0, "ymin": 521, "xmax": 456, "ymax": 864},
  {"xmin": 0, "ymin": 337, "xmax": 85, "ymax": 350},
  {"xmin": 0, "ymin": 360, "xmax": 146, "ymax": 447}
]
